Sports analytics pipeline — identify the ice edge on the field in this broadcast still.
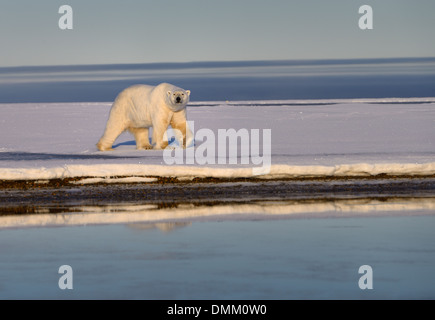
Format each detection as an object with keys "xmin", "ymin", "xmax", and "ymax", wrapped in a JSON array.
[{"xmin": 1, "ymin": 162, "xmax": 434, "ymax": 181}]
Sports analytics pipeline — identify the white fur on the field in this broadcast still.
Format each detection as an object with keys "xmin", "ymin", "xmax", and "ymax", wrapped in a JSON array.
[{"xmin": 97, "ymin": 83, "xmax": 191, "ymax": 151}]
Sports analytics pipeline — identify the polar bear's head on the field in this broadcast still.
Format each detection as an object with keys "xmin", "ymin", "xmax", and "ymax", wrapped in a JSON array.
[{"xmin": 166, "ymin": 88, "xmax": 190, "ymax": 111}]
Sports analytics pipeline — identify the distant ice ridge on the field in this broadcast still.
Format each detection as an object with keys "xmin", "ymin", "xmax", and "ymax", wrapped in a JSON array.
[
  {"xmin": 0, "ymin": 162, "xmax": 434, "ymax": 181},
  {"xmin": 189, "ymin": 97, "xmax": 435, "ymax": 106}
]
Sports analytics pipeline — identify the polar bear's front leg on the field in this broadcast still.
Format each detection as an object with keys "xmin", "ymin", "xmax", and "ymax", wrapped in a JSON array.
[
  {"xmin": 151, "ymin": 116, "xmax": 171, "ymax": 150},
  {"xmin": 170, "ymin": 119, "xmax": 187, "ymax": 148},
  {"xmin": 170, "ymin": 109, "xmax": 188, "ymax": 148}
]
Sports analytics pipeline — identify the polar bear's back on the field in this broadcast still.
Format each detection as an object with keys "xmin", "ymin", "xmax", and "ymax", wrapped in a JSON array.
[
  {"xmin": 116, "ymin": 84, "xmax": 154, "ymax": 101},
  {"xmin": 111, "ymin": 84, "xmax": 155, "ymax": 112},
  {"xmin": 111, "ymin": 83, "xmax": 182, "ymax": 114},
  {"xmin": 114, "ymin": 83, "xmax": 178, "ymax": 102},
  {"xmin": 109, "ymin": 84, "xmax": 173, "ymax": 126}
]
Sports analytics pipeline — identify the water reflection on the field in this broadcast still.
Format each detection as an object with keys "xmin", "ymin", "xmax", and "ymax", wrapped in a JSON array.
[
  {"xmin": 128, "ymin": 222, "xmax": 192, "ymax": 233},
  {"xmin": 1, "ymin": 197, "xmax": 434, "ymax": 230}
]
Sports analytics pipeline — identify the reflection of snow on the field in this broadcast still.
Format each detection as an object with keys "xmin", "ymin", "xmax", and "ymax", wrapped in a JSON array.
[
  {"xmin": 1, "ymin": 197, "xmax": 434, "ymax": 229},
  {"xmin": 127, "ymin": 222, "xmax": 192, "ymax": 233},
  {"xmin": 71, "ymin": 177, "xmax": 158, "ymax": 184}
]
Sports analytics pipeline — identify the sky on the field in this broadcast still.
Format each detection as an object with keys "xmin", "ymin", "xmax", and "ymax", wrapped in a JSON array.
[{"xmin": 0, "ymin": 0, "xmax": 434, "ymax": 67}]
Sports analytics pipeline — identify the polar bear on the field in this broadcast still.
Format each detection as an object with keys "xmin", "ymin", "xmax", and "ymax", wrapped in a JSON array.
[{"xmin": 97, "ymin": 83, "xmax": 191, "ymax": 151}]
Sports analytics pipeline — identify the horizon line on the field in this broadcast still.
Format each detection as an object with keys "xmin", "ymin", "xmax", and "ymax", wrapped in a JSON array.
[{"xmin": 1, "ymin": 56, "xmax": 435, "ymax": 73}]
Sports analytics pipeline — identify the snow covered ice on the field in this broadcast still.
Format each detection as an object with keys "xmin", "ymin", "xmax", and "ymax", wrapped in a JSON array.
[{"xmin": 0, "ymin": 98, "xmax": 434, "ymax": 181}]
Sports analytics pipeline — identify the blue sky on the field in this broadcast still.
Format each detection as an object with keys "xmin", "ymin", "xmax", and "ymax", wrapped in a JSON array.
[{"xmin": 0, "ymin": 0, "xmax": 434, "ymax": 67}]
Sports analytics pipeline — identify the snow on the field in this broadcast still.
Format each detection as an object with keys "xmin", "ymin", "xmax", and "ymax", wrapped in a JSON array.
[{"xmin": 0, "ymin": 98, "xmax": 434, "ymax": 181}]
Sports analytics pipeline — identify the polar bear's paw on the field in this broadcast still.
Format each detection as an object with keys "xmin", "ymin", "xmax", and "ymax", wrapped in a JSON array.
[
  {"xmin": 137, "ymin": 144, "xmax": 153, "ymax": 150},
  {"xmin": 153, "ymin": 141, "xmax": 169, "ymax": 150},
  {"xmin": 96, "ymin": 142, "xmax": 114, "ymax": 151}
]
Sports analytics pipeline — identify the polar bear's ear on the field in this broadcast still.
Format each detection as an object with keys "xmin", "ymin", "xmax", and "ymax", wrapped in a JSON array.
[{"xmin": 186, "ymin": 90, "xmax": 191, "ymax": 96}]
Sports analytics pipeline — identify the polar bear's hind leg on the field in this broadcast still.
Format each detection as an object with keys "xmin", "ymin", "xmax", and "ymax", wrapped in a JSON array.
[
  {"xmin": 129, "ymin": 127, "xmax": 152, "ymax": 150},
  {"xmin": 97, "ymin": 119, "xmax": 126, "ymax": 151}
]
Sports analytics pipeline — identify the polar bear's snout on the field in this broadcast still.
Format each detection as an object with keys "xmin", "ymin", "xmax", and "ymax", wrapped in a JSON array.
[
  {"xmin": 166, "ymin": 89, "xmax": 191, "ymax": 107},
  {"xmin": 171, "ymin": 91, "xmax": 188, "ymax": 104},
  {"xmin": 175, "ymin": 92, "xmax": 184, "ymax": 102}
]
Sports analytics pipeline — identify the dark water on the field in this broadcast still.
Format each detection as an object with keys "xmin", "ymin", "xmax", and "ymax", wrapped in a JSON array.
[
  {"xmin": 1, "ymin": 58, "xmax": 434, "ymax": 103},
  {"xmin": 1, "ymin": 215, "xmax": 435, "ymax": 299}
]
